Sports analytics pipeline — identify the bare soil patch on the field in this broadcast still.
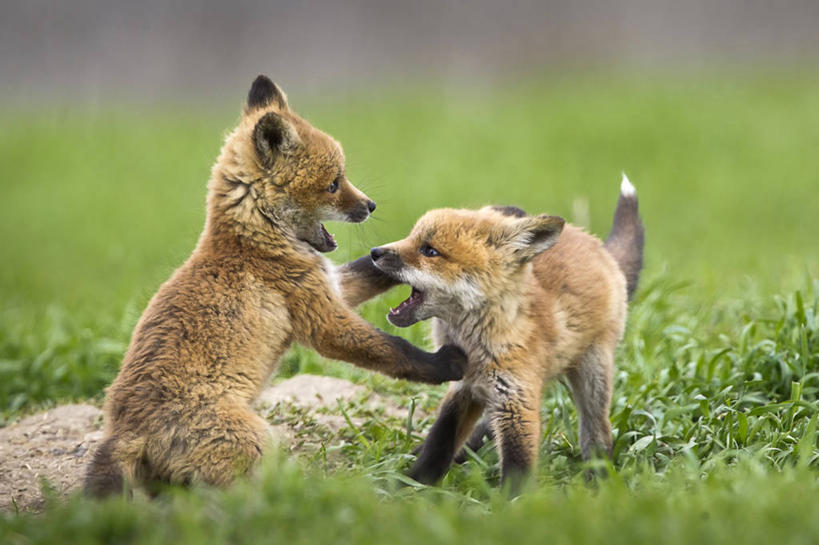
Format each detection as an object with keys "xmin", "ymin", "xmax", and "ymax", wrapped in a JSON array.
[{"xmin": 0, "ymin": 375, "xmax": 407, "ymax": 512}]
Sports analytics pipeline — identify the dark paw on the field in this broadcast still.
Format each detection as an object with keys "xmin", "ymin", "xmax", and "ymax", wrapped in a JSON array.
[
  {"xmin": 405, "ymin": 445, "xmax": 439, "ymax": 485},
  {"xmin": 433, "ymin": 344, "xmax": 468, "ymax": 381},
  {"xmin": 407, "ymin": 463, "xmax": 441, "ymax": 486}
]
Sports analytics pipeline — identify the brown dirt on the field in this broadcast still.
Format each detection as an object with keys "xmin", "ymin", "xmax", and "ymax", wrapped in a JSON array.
[
  {"xmin": 0, "ymin": 404, "xmax": 104, "ymax": 512},
  {"xmin": 0, "ymin": 375, "xmax": 407, "ymax": 512}
]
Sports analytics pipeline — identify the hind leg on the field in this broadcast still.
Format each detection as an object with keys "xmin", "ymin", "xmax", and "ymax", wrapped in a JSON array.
[
  {"xmin": 453, "ymin": 415, "xmax": 494, "ymax": 463},
  {"xmin": 408, "ymin": 384, "xmax": 484, "ymax": 485},
  {"xmin": 143, "ymin": 402, "xmax": 270, "ymax": 488},
  {"xmin": 566, "ymin": 344, "xmax": 614, "ymax": 460},
  {"xmin": 188, "ymin": 404, "xmax": 270, "ymax": 487}
]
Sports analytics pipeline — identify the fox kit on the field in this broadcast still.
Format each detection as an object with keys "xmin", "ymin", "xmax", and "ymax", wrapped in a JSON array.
[
  {"xmin": 84, "ymin": 75, "xmax": 465, "ymax": 497},
  {"xmin": 370, "ymin": 176, "xmax": 644, "ymax": 492}
]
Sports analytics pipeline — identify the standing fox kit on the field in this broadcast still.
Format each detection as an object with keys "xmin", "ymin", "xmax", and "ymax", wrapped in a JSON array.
[
  {"xmin": 84, "ymin": 76, "xmax": 465, "ymax": 497},
  {"xmin": 371, "ymin": 176, "xmax": 644, "ymax": 491}
]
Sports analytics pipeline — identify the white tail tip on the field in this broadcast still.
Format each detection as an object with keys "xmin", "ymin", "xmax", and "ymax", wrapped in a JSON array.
[{"xmin": 620, "ymin": 172, "xmax": 636, "ymax": 197}]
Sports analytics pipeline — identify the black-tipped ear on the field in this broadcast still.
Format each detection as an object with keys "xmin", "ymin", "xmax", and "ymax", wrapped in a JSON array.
[
  {"xmin": 495, "ymin": 214, "xmax": 565, "ymax": 263},
  {"xmin": 247, "ymin": 75, "xmax": 289, "ymax": 111},
  {"xmin": 490, "ymin": 205, "xmax": 528, "ymax": 218},
  {"xmin": 253, "ymin": 111, "xmax": 300, "ymax": 167}
]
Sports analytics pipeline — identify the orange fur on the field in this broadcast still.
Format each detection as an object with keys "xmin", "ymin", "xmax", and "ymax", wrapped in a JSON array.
[
  {"xmin": 371, "ymin": 187, "xmax": 643, "ymax": 493},
  {"xmin": 83, "ymin": 76, "xmax": 465, "ymax": 497}
]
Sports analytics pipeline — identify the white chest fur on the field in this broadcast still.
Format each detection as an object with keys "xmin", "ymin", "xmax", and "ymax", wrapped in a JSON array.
[{"xmin": 321, "ymin": 256, "xmax": 342, "ymax": 297}]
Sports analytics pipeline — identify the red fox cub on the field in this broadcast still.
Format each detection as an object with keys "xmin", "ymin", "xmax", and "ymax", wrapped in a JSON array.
[
  {"xmin": 83, "ymin": 75, "xmax": 465, "ymax": 497},
  {"xmin": 370, "ymin": 176, "xmax": 644, "ymax": 492}
]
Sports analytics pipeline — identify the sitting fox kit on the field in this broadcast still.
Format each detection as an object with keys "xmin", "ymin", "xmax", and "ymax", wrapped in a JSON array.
[
  {"xmin": 84, "ymin": 76, "xmax": 465, "ymax": 497},
  {"xmin": 371, "ymin": 177, "xmax": 644, "ymax": 491}
]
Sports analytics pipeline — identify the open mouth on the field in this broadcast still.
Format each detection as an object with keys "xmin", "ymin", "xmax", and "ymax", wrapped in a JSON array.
[
  {"xmin": 319, "ymin": 223, "xmax": 336, "ymax": 250},
  {"xmin": 387, "ymin": 286, "xmax": 424, "ymax": 327},
  {"xmin": 304, "ymin": 223, "xmax": 337, "ymax": 253}
]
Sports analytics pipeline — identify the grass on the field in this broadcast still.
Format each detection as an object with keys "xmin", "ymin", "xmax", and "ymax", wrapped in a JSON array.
[
  {"xmin": 2, "ymin": 70, "xmax": 819, "ymax": 542},
  {"xmin": 5, "ymin": 459, "xmax": 819, "ymax": 545}
]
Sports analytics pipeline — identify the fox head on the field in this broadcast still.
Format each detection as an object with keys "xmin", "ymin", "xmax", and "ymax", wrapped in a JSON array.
[
  {"xmin": 371, "ymin": 207, "xmax": 565, "ymax": 327},
  {"xmin": 209, "ymin": 75, "xmax": 375, "ymax": 252}
]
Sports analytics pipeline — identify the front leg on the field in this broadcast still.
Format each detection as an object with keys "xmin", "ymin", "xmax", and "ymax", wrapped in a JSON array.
[
  {"xmin": 337, "ymin": 255, "xmax": 400, "ymax": 308},
  {"xmin": 292, "ymin": 286, "xmax": 465, "ymax": 384},
  {"xmin": 487, "ymin": 375, "xmax": 542, "ymax": 496},
  {"xmin": 409, "ymin": 384, "xmax": 484, "ymax": 484}
]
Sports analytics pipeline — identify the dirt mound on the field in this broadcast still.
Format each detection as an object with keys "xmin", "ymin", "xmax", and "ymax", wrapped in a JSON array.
[
  {"xmin": 257, "ymin": 374, "xmax": 369, "ymax": 410},
  {"xmin": 256, "ymin": 374, "xmax": 407, "ymax": 418},
  {"xmin": 0, "ymin": 375, "xmax": 407, "ymax": 512},
  {"xmin": 256, "ymin": 375, "xmax": 410, "ymax": 457},
  {"xmin": 0, "ymin": 404, "xmax": 104, "ymax": 512}
]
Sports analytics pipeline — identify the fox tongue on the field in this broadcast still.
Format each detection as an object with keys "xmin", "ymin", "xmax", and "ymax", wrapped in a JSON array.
[{"xmin": 389, "ymin": 287, "xmax": 424, "ymax": 317}]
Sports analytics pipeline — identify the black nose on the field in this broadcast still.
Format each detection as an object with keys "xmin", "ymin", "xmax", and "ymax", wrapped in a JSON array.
[
  {"xmin": 370, "ymin": 247, "xmax": 386, "ymax": 261},
  {"xmin": 367, "ymin": 200, "xmax": 376, "ymax": 213}
]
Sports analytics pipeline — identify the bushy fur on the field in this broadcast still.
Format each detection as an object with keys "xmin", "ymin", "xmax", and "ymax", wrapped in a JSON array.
[
  {"xmin": 83, "ymin": 76, "xmax": 466, "ymax": 497},
  {"xmin": 371, "ymin": 181, "xmax": 644, "ymax": 493}
]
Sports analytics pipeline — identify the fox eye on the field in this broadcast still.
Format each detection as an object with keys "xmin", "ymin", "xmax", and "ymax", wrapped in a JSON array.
[
  {"xmin": 419, "ymin": 244, "xmax": 440, "ymax": 258},
  {"xmin": 328, "ymin": 178, "xmax": 340, "ymax": 193}
]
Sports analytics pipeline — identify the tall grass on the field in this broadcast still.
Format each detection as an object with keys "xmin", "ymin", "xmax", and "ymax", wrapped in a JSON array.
[{"xmin": 2, "ymin": 72, "xmax": 819, "ymax": 540}]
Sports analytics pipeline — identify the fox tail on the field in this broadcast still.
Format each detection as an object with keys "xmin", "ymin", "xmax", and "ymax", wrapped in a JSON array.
[{"xmin": 603, "ymin": 173, "xmax": 645, "ymax": 300}]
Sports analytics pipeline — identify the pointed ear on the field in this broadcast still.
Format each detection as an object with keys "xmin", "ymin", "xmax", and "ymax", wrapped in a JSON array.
[
  {"xmin": 253, "ymin": 111, "xmax": 301, "ymax": 167},
  {"xmin": 494, "ymin": 214, "xmax": 565, "ymax": 263},
  {"xmin": 246, "ymin": 75, "xmax": 289, "ymax": 111},
  {"xmin": 488, "ymin": 205, "xmax": 527, "ymax": 218}
]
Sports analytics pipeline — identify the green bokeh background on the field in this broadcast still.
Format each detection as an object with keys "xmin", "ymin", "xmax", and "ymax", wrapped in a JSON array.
[
  {"xmin": 3, "ymin": 72, "xmax": 817, "ymax": 318},
  {"xmin": 3, "ymin": 71, "xmax": 819, "ymax": 543}
]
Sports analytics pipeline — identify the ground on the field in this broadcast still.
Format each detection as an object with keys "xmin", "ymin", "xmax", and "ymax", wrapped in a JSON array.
[
  {"xmin": 0, "ymin": 375, "xmax": 412, "ymax": 512},
  {"xmin": 1, "ymin": 73, "xmax": 818, "ymax": 544},
  {"xmin": 0, "ymin": 404, "xmax": 102, "ymax": 512}
]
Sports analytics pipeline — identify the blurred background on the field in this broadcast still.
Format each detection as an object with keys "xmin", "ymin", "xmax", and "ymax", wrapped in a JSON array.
[
  {"xmin": 3, "ymin": 1, "xmax": 819, "ymax": 519},
  {"xmin": 4, "ymin": 0, "xmax": 819, "ymax": 103},
  {"xmin": 2, "ymin": 0, "xmax": 818, "ymax": 316},
  {"xmin": 3, "ymin": 2, "xmax": 819, "ymax": 530}
]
